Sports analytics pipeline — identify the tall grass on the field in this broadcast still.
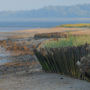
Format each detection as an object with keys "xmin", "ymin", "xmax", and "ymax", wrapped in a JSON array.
[
  {"xmin": 44, "ymin": 35, "xmax": 90, "ymax": 48},
  {"xmin": 34, "ymin": 44, "xmax": 89, "ymax": 80},
  {"xmin": 34, "ymin": 34, "xmax": 90, "ymax": 81}
]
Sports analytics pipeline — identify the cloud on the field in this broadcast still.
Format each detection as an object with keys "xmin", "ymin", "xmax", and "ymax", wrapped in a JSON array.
[{"xmin": 0, "ymin": 0, "xmax": 90, "ymax": 11}]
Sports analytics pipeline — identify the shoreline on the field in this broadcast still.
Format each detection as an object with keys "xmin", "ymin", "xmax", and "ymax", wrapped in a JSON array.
[{"xmin": 0, "ymin": 27, "xmax": 90, "ymax": 39}]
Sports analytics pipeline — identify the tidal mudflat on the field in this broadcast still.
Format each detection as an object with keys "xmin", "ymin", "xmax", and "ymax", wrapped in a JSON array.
[{"xmin": 0, "ymin": 27, "xmax": 90, "ymax": 90}]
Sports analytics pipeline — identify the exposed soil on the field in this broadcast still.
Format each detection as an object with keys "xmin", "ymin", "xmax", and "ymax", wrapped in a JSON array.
[{"xmin": 0, "ymin": 72, "xmax": 90, "ymax": 90}]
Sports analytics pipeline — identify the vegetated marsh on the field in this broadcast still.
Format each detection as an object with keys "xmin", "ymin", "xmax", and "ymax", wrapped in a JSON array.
[
  {"xmin": 43, "ymin": 35, "xmax": 90, "ymax": 48},
  {"xmin": 59, "ymin": 23, "xmax": 90, "ymax": 28}
]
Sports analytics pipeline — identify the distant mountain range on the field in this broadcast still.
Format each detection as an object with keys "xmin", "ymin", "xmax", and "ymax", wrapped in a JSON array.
[{"xmin": 0, "ymin": 4, "xmax": 90, "ymax": 21}]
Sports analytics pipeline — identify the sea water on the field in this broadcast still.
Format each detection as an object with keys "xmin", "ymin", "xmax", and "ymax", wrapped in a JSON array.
[{"xmin": 0, "ymin": 19, "xmax": 90, "ymax": 32}]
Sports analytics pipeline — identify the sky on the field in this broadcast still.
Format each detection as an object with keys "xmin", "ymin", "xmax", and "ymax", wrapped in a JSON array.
[{"xmin": 0, "ymin": 0, "xmax": 90, "ymax": 11}]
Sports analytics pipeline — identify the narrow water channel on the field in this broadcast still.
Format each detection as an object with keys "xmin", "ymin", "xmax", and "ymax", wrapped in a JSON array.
[{"xmin": 0, "ymin": 46, "xmax": 11, "ymax": 65}]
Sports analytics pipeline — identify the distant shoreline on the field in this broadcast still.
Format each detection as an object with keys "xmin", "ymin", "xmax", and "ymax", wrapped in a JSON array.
[
  {"xmin": 1, "ymin": 18, "xmax": 90, "ymax": 22},
  {"xmin": 0, "ymin": 18, "xmax": 90, "ymax": 32}
]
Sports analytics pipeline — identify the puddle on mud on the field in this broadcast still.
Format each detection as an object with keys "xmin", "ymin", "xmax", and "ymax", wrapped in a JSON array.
[
  {"xmin": 0, "ymin": 46, "xmax": 12, "ymax": 65},
  {"xmin": 0, "ymin": 59, "xmax": 11, "ymax": 65}
]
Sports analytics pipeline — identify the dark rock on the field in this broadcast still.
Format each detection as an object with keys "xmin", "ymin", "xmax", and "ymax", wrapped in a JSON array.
[
  {"xmin": 78, "ymin": 55, "xmax": 90, "ymax": 78},
  {"xmin": 60, "ymin": 77, "xmax": 64, "ymax": 79}
]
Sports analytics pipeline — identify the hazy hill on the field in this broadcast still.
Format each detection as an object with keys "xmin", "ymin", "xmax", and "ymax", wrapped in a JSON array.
[{"xmin": 0, "ymin": 4, "xmax": 90, "ymax": 21}]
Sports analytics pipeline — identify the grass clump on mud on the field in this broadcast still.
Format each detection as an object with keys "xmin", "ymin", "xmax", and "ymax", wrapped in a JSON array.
[
  {"xmin": 34, "ymin": 34, "xmax": 90, "ymax": 81},
  {"xmin": 34, "ymin": 44, "xmax": 89, "ymax": 81}
]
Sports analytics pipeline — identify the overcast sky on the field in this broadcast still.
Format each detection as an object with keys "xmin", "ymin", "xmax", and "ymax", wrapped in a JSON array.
[{"xmin": 0, "ymin": 0, "xmax": 90, "ymax": 11}]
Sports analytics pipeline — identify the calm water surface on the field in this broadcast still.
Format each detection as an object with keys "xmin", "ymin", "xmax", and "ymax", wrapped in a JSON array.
[{"xmin": 0, "ymin": 20, "xmax": 90, "ymax": 32}]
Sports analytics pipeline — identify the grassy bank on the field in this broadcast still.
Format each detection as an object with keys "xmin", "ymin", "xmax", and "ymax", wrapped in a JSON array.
[
  {"xmin": 59, "ymin": 23, "xmax": 90, "ymax": 28},
  {"xmin": 34, "ymin": 44, "xmax": 89, "ymax": 81},
  {"xmin": 34, "ymin": 34, "xmax": 90, "ymax": 81}
]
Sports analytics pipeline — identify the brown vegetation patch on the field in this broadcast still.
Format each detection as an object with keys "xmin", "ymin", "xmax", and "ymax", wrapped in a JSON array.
[
  {"xmin": 5, "ymin": 61, "xmax": 38, "ymax": 67},
  {"xmin": 34, "ymin": 32, "xmax": 68, "ymax": 39},
  {"xmin": 0, "ymin": 40, "xmax": 34, "ymax": 56},
  {"xmin": 70, "ymin": 30, "xmax": 90, "ymax": 36}
]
